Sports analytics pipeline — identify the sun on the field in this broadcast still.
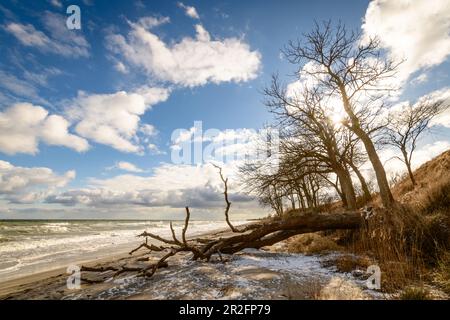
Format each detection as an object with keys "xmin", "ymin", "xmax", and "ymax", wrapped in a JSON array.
[{"xmin": 331, "ymin": 111, "xmax": 346, "ymax": 125}]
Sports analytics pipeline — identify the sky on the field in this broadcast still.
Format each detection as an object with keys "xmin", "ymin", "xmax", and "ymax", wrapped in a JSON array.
[{"xmin": 0, "ymin": 0, "xmax": 449, "ymax": 220}]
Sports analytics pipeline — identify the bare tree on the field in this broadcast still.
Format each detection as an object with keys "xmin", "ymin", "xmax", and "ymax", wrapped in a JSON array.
[
  {"xmin": 283, "ymin": 20, "xmax": 401, "ymax": 208},
  {"xmin": 384, "ymin": 100, "xmax": 447, "ymax": 186},
  {"xmin": 264, "ymin": 78, "xmax": 358, "ymax": 209},
  {"xmin": 258, "ymin": 181, "xmax": 285, "ymax": 217}
]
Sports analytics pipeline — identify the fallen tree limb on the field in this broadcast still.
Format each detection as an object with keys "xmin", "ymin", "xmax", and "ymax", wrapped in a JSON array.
[
  {"xmin": 81, "ymin": 208, "xmax": 362, "ymax": 282},
  {"xmin": 80, "ymin": 169, "xmax": 364, "ymax": 283}
]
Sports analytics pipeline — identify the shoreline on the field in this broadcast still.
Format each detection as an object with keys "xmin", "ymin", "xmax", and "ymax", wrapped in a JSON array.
[
  {"xmin": 0, "ymin": 248, "xmax": 135, "ymax": 298},
  {"xmin": 0, "ymin": 225, "xmax": 240, "ymax": 299}
]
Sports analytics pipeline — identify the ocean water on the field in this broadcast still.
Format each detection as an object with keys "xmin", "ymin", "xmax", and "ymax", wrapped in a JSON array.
[{"xmin": 0, "ymin": 220, "xmax": 233, "ymax": 283}]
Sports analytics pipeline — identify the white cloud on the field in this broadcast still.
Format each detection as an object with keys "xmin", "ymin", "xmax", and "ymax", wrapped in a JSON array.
[
  {"xmin": 147, "ymin": 143, "xmax": 165, "ymax": 155},
  {"xmin": 362, "ymin": 0, "xmax": 450, "ymax": 82},
  {"xmin": 411, "ymin": 73, "xmax": 428, "ymax": 85},
  {"xmin": 66, "ymin": 88, "xmax": 169, "ymax": 153},
  {"xmin": 0, "ymin": 70, "xmax": 46, "ymax": 104},
  {"xmin": 106, "ymin": 19, "xmax": 261, "ymax": 87},
  {"xmin": 114, "ymin": 61, "xmax": 128, "ymax": 74},
  {"xmin": 0, "ymin": 103, "xmax": 89, "ymax": 155},
  {"xmin": 0, "ymin": 160, "xmax": 75, "ymax": 204},
  {"xmin": 135, "ymin": 16, "xmax": 170, "ymax": 29},
  {"xmin": 4, "ymin": 23, "xmax": 49, "ymax": 47},
  {"xmin": 108, "ymin": 161, "xmax": 145, "ymax": 173},
  {"xmin": 4, "ymin": 12, "xmax": 90, "ymax": 58},
  {"xmin": 46, "ymin": 162, "xmax": 254, "ymax": 208},
  {"xmin": 139, "ymin": 123, "xmax": 157, "ymax": 137},
  {"xmin": 177, "ymin": 2, "xmax": 200, "ymax": 19}
]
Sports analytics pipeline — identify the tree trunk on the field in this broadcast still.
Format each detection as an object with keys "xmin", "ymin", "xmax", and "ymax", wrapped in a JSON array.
[
  {"xmin": 335, "ymin": 166, "xmax": 357, "ymax": 210},
  {"xmin": 335, "ymin": 180, "xmax": 347, "ymax": 206},
  {"xmin": 297, "ymin": 191, "xmax": 305, "ymax": 209},
  {"xmin": 209, "ymin": 211, "xmax": 363, "ymax": 255},
  {"xmin": 349, "ymin": 162, "xmax": 372, "ymax": 203},
  {"xmin": 289, "ymin": 193, "xmax": 296, "ymax": 210},
  {"xmin": 336, "ymin": 81, "xmax": 395, "ymax": 208},
  {"xmin": 301, "ymin": 180, "xmax": 314, "ymax": 208},
  {"xmin": 401, "ymin": 147, "xmax": 416, "ymax": 186},
  {"xmin": 358, "ymin": 129, "xmax": 394, "ymax": 207}
]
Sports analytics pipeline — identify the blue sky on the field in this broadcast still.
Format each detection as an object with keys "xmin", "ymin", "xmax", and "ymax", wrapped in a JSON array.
[{"xmin": 0, "ymin": 0, "xmax": 449, "ymax": 219}]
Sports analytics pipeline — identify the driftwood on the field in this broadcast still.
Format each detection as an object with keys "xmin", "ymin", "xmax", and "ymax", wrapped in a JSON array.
[{"xmin": 80, "ymin": 167, "xmax": 364, "ymax": 281}]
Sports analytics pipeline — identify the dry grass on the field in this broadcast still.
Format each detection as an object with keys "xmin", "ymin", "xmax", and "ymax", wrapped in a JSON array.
[
  {"xmin": 286, "ymin": 233, "xmax": 342, "ymax": 255},
  {"xmin": 278, "ymin": 149, "xmax": 450, "ymax": 295},
  {"xmin": 330, "ymin": 254, "xmax": 372, "ymax": 273},
  {"xmin": 393, "ymin": 150, "xmax": 450, "ymax": 198},
  {"xmin": 433, "ymin": 252, "xmax": 450, "ymax": 295},
  {"xmin": 398, "ymin": 286, "xmax": 431, "ymax": 300},
  {"xmin": 347, "ymin": 205, "xmax": 430, "ymax": 291},
  {"xmin": 337, "ymin": 149, "xmax": 450, "ymax": 293}
]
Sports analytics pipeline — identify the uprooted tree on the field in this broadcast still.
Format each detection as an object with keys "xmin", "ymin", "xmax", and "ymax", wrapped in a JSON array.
[{"xmin": 80, "ymin": 164, "xmax": 364, "ymax": 281}]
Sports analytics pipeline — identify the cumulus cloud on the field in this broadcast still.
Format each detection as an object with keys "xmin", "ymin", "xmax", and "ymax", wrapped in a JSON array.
[
  {"xmin": 0, "ymin": 103, "xmax": 89, "ymax": 155},
  {"xmin": 4, "ymin": 12, "xmax": 90, "ymax": 58},
  {"xmin": 0, "ymin": 160, "xmax": 75, "ymax": 204},
  {"xmin": 45, "ymin": 163, "xmax": 254, "ymax": 208},
  {"xmin": 177, "ymin": 2, "xmax": 200, "ymax": 19},
  {"xmin": 362, "ymin": 0, "xmax": 450, "ymax": 82},
  {"xmin": 139, "ymin": 123, "xmax": 158, "ymax": 137},
  {"xmin": 66, "ymin": 87, "xmax": 169, "ymax": 153},
  {"xmin": 106, "ymin": 18, "xmax": 261, "ymax": 87}
]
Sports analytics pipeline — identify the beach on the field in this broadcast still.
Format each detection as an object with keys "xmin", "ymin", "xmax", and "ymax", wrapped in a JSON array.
[
  {"xmin": 0, "ymin": 220, "xmax": 236, "ymax": 282},
  {"xmin": 0, "ymin": 221, "xmax": 384, "ymax": 300}
]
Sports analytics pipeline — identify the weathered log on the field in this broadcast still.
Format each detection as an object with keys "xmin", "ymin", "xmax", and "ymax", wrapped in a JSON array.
[
  {"xmin": 82, "ymin": 210, "xmax": 363, "ymax": 281},
  {"xmin": 202, "ymin": 211, "xmax": 362, "ymax": 257}
]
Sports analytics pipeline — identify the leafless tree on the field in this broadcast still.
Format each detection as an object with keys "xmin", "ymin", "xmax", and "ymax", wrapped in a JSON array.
[
  {"xmin": 283, "ymin": 20, "xmax": 401, "ymax": 208},
  {"xmin": 384, "ymin": 100, "xmax": 447, "ymax": 186},
  {"xmin": 264, "ymin": 77, "xmax": 358, "ymax": 209}
]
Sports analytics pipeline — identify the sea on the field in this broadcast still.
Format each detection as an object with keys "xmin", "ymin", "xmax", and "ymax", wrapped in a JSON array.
[{"xmin": 0, "ymin": 219, "xmax": 235, "ymax": 283}]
